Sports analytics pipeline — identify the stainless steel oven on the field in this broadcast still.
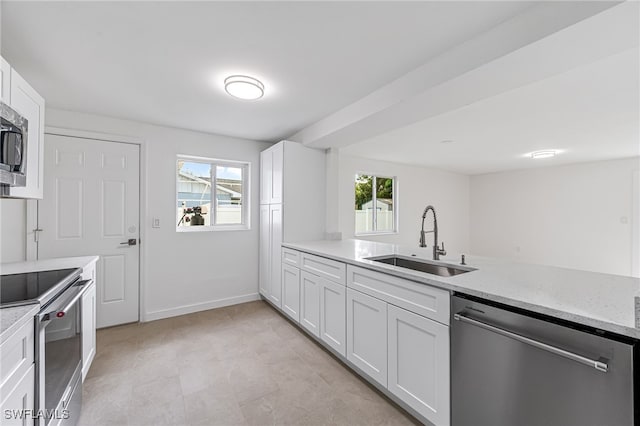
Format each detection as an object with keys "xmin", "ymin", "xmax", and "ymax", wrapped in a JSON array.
[
  {"xmin": 36, "ymin": 276, "xmax": 92, "ymax": 426},
  {"xmin": 0, "ymin": 101, "xmax": 28, "ymax": 192}
]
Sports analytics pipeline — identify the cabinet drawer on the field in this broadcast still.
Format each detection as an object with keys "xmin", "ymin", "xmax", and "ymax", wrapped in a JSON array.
[
  {"xmin": 347, "ymin": 265, "xmax": 450, "ymax": 325},
  {"xmin": 0, "ymin": 363, "xmax": 35, "ymax": 425},
  {"xmin": 0, "ymin": 318, "xmax": 34, "ymax": 400},
  {"xmin": 300, "ymin": 252, "xmax": 346, "ymax": 285},
  {"xmin": 282, "ymin": 248, "xmax": 300, "ymax": 267}
]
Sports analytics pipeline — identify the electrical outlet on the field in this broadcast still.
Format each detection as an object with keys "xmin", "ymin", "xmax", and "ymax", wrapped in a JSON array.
[{"xmin": 152, "ymin": 218, "xmax": 160, "ymax": 228}]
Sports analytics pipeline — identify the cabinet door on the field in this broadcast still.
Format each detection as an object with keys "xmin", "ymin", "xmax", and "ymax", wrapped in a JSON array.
[
  {"xmin": 260, "ymin": 149, "xmax": 272, "ymax": 205},
  {"xmin": 300, "ymin": 271, "xmax": 320, "ymax": 337},
  {"xmin": 269, "ymin": 204, "xmax": 283, "ymax": 308},
  {"xmin": 259, "ymin": 204, "xmax": 270, "ymax": 298},
  {"xmin": 270, "ymin": 142, "xmax": 283, "ymax": 204},
  {"xmin": 346, "ymin": 288, "xmax": 387, "ymax": 387},
  {"xmin": 0, "ymin": 364, "xmax": 35, "ymax": 426},
  {"xmin": 81, "ymin": 281, "xmax": 97, "ymax": 381},
  {"xmin": 320, "ymin": 279, "xmax": 346, "ymax": 357},
  {"xmin": 281, "ymin": 264, "xmax": 300, "ymax": 322},
  {"xmin": 9, "ymin": 69, "xmax": 45, "ymax": 199},
  {"xmin": 388, "ymin": 304, "xmax": 450, "ymax": 426},
  {"xmin": 0, "ymin": 56, "xmax": 10, "ymax": 103}
]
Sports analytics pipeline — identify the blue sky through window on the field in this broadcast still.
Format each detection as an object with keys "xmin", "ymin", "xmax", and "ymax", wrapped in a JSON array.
[{"xmin": 180, "ymin": 161, "xmax": 242, "ymax": 180}]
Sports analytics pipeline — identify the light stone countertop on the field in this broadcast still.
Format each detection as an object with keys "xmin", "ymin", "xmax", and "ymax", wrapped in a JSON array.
[
  {"xmin": 0, "ymin": 304, "xmax": 39, "ymax": 345},
  {"xmin": 283, "ymin": 239, "xmax": 640, "ymax": 339},
  {"xmin": 0, "ymin": 256, "xmax": 99, "ymax": 343}
]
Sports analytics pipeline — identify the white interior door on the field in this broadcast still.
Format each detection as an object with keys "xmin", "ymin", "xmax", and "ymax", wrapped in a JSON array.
[{"xmin": 37, "ymin": 134, "xmax": 140, "ymax": 328}]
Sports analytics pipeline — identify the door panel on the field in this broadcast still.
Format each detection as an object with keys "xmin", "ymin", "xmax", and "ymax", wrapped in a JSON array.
[
  {"xmin": 259, "ymin": 204, "xmax": 270, "ymax": 297},
  {"xmin": 282, "ymin": 264, "xmax": 300, "ymax": 322},
  {"xmin": 269, "ymin": 204, "xmax": 283, "ymax": 307},
  {"xmin": 388, "ymin": 304, "xmax": 450, "ymax": 426},
  {"xmin": 38, "ymin": 135, "xmax": 140, "ymax": 328},
  {"xmin": 270, "ymin": 143, "xmax": 283, "ymax": 204},
  {"xmin": 346, "ymin": 288, "xmax": 387, "ymax": 387},
  {"xmin": 300, "ymin": 271, "xmax": 320, "ymax": 337},
  {"xmin": 320, "ymin": 279, "xmax": 346, "ymax": 357}
]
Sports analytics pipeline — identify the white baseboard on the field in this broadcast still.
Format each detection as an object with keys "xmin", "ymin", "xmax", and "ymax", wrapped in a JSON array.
[{"xmin": 143, "ymin": 293, "xmax": 261, "ymax": 322}]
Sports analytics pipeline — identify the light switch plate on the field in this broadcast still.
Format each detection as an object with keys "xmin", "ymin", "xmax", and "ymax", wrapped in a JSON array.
[{"xmin": 152, "ymin": 218, "xmax": 160, "ymax": 228}]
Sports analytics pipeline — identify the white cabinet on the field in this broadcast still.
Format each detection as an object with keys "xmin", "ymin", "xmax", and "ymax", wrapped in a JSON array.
[
  {"xmin": 346, "ymin": 288, "xmax": 388, "ymax": 387},
  {"xmin": 81, "ymin": 278, "xmax": 97, "ymax": 381},
  {"xmin": 260, "ymin": 142, "xmax": 283, "ymax": 205},
  {"xmin": 259, "ymin": 205, "xmax": 270, "ymax": 297},
  {"xmin": 319, "ymin": 278, "xmax": 346, "ymax": 357},
  {"xmin": 388, "ymin": 305, "xmax": 450, "ymax": 426},
  {"xmin": 1, "ymin": 56, "xmax": 10, "ymax": 103},
  {"xmin": 300, "ymin": 271, "xmax": 321, "ymax": 337},
  {"xmin": 259, "ymin": 204, "xmax": 283, "ymax": 307},
  {"xmin": 0, "ymin": 364, "xmax": 35, "ymax": 426},
  {"xmin": 282, "ymin": 264, "xmax": 300, "ymax": 322},
  {"xmin": 7, "ymin": 69, "xmax": 45, "ymax": 199},
  {"xmin": 269, "ymin": 204, "xmax": 283, "ymax": 307},
  {"xmin": 259, "ymin": 141, "xmax": 325, "ymax": 312},
  {"xmin": 0, "ymin": 317, "xmax": 35, "ymax": 426}
]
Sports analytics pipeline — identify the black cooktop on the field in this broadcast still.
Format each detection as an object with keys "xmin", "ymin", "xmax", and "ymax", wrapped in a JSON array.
[{"xmin": 0, "ymin": 268, "xmax": 80, "ymax": 307}]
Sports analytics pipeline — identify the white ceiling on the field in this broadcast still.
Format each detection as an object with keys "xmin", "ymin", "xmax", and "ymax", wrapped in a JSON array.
[
  {"xmin": 342, "ymin": 47, "xmax": 639, "ymax": 175},
  {"xmin": 0, "ymin": 1, "xmax": 534, "ymax": 142}
]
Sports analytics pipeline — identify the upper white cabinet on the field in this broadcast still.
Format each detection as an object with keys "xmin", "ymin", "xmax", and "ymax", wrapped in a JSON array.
[
  {"xmin": 388, "ymin": 304, "xmax": 450, "ymax": 426},
  {"xmin": 260, "ymin": 141, "xmax": 283, "ymax": 205},
  {"xmin": 2, "ymin": 60, "xmax": 46, "ymax": 199},
  {"xmin": 0, "ymin": 56, "xmax": 10, "ymax": 103}
]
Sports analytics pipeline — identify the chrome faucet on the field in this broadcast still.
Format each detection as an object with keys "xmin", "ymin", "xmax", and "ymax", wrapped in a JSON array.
[{"xmin": 419, "ymin": 205, "xmax": 447, "ymax": 260}]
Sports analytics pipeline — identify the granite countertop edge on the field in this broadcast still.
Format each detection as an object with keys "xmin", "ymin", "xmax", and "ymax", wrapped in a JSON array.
[{"xmin": 283, "ymin": 240, "xmax": 640, "ymax": 340}]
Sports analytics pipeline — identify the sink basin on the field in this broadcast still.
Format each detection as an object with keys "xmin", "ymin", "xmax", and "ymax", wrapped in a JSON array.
[{"xmin": 365, "ymin": 255, "xmax": 472, "ymax": 277}]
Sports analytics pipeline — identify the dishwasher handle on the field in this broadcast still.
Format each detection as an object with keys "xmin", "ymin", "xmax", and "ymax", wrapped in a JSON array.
[{"xmin": 454, "ymin": 312, "xmax": 609, "ymax": 373}]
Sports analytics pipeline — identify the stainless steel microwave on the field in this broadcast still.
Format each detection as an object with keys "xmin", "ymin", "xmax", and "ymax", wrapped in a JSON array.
[{"xmin": 0, "ymin": 101, "xmax": 28, "ymax": 188}]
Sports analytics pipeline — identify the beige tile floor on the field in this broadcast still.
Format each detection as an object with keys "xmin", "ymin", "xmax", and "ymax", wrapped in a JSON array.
[{"xmin": 79, "ymin": 300, "xmax": 420, "ymax": 426}]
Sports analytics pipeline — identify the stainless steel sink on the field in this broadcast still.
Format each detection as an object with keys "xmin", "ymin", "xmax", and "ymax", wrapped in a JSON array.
[{"xmin": 365, "ymin": 255, "xmax": 473, "ymax": 277}]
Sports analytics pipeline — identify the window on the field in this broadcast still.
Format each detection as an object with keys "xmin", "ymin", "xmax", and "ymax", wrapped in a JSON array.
[
  {"xmin": 177, "ymin": 155, "xmax": 250, "ymax": 231},
  {"xmin": 355, "ymin": 174, "xmax": 396, "ymax": 235}
]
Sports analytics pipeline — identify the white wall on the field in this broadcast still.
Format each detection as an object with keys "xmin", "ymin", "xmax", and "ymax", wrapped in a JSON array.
[
  {"xmin": 0, "ymin": 199, "xmax": 27, "ymax": 263},
  {"xmin": 2, "ymin": 108, "xmax": 272, "ymax": 320},
  {"xmin": 470, "ymin": 157, "xmax": 640, "ymax": 276},
  {"xmin": 337, "ymin": 154, "xmax": 471, "ymax": 255}
]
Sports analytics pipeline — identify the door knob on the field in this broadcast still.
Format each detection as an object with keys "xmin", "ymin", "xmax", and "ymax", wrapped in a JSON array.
[{"xmin": 120, "ymin": 239, "xmax": 137, "ymax": 246}]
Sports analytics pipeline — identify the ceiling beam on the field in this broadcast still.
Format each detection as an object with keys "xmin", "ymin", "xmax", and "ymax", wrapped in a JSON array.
[{"xmin": 290, "ymin": 1, "xmax": 632, "ymax": 149}]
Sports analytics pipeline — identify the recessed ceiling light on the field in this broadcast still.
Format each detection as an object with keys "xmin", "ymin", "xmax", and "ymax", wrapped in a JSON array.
[
  {"xmin": 440, "ymin": 139, "xmax": 454, "ymax": 144},
  {"xmin": 224, "ymin": 75, "xmax": 264, "ymax": 100},
  {"xmin": 530, "ymin": 150, "xmax": 557, "ymax": 159}
]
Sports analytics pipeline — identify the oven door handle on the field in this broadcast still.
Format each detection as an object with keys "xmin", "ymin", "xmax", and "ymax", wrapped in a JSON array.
[{"xmin": 40, "ymin": 279, "xmax": 92, "ymax": 321}]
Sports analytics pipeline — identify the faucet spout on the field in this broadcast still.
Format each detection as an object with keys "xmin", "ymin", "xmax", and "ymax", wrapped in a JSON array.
[{"xmin": 419, "ymin": 205, "xmax": 446, "ymax": 260}]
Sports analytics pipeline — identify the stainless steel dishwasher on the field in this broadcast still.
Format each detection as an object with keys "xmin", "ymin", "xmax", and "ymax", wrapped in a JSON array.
[{"xmin": 451, "ymin": 294, "xmax": 637, "ymax": 426}]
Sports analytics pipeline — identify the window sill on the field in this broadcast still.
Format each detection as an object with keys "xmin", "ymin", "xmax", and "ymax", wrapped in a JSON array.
[
  {"xmin": 355, "ymin": 231, "xmax": 398, "ymax": 237},
  {"xmin": 176, "ymin": 225, "xmax": 250, "ymax": 232}
]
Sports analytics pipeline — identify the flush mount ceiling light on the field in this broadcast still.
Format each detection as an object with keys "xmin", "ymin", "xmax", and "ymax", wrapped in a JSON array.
[
  {"xmin": 530, "ymin": 150, "xmax": 558, "ymax": 159},
  {"xmin": 224, "ymin": 75, "xmax": 264, "ymax": 100}
]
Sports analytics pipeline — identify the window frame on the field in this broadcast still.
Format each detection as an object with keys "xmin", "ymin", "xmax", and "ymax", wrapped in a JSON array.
[
  {"xmin": 354, "ymin": 173, "xmax": 398, "ymax": 236},
  {"xmin": 176, "ymin": 154, "xmax": 251, "ymax": 232}
]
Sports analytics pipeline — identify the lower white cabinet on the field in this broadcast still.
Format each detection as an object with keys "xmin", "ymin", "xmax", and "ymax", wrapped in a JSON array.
[
  {"xmin": 300, "ymin": 271, "xmax": 321, "ymax": 337},
  {"xmin": 346, "ymin": 288, "xmax": 388, "ymax": 387},
  {"xmin": 259, "ymin": 203, "xmax": 283, "ymax": 308},
  {"xmin": 81, "ymin": 280, "xmax": 97, "ymax": 381},
  {"xmin": 388, "ymin": 304, "xmax": 450, "ymax": 426},
  {"xmin": 281, "ymin": 264, "xmax": 301, "ymax": 322},
  {"xmin": 319, "ymin": 278, "xmax": 346, "ymax": 357},
  {"xmin": 0, "ymin": 364, "xmax": 35, "ymax": 426}
]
